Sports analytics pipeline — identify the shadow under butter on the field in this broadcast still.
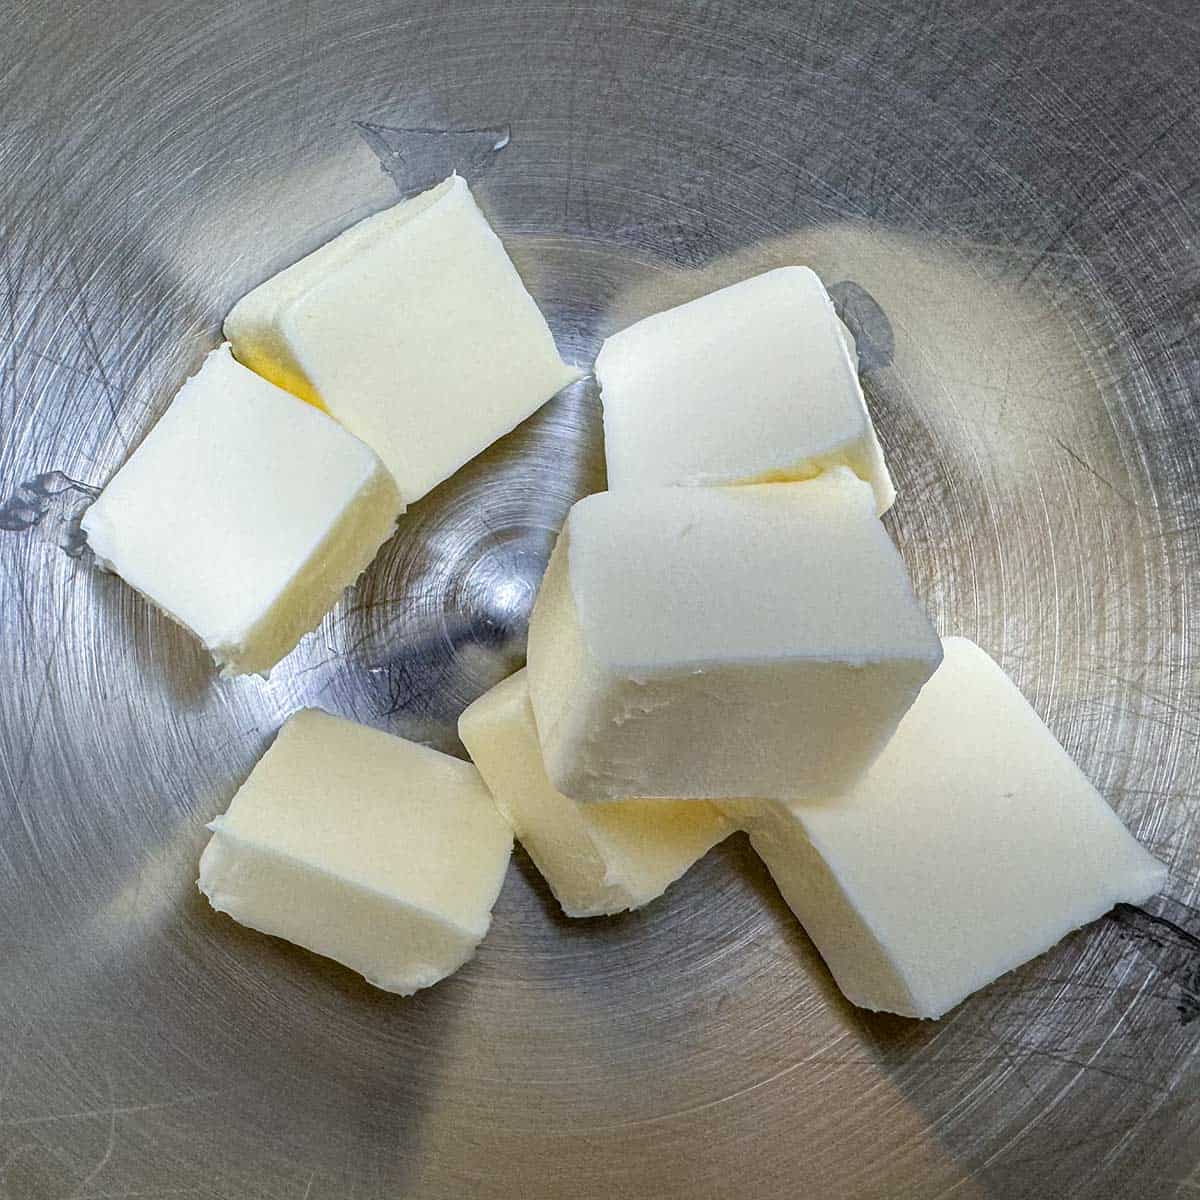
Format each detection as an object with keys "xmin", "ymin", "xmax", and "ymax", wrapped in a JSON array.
[
  {"xmin": 170, "ymin": 877, "xmax": 464, "ymax": 1187},
  {"xmin": 85, "ymin": 555, "xmax": 215, "ymax": 707}
]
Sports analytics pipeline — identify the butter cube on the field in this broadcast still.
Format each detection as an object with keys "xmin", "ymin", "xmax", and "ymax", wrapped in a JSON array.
[
  {"xmin": 198, "ymin": 709, "xmax": 513, "ymax": 995},
  {"xmin": 526, "ymin": 469, "xmax": 941, "ymax": 802},
  {"xmin": 459, "ymin": 670, "xmax": 731, "ymax": 917},
  {"xmin": 597, "ymin": 267, "xmax": 895, "ymax": 514},
  {"xmin": 225, "ymin": 175, "xmax": 579, "ymax": 503},
  {"xmin": 82, "ymin": 345, "xmax": 402, "ymax": 676},
  {"xmin": 724, "ymin": 638, "xmax": 1167, "ymax": 1019}
]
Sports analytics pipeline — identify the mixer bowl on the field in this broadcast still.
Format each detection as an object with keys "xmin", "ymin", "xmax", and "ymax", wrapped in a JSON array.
[{"xmin": 1, "ymin": 2, "xmax": 1197, "ymax": 1196}]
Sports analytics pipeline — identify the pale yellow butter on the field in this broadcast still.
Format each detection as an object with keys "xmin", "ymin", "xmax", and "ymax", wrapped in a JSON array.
[
  {"xmin": 460, "ymin": 670, "xmax": 731, "ymax": 918},
  {"xmin": 527, "ymin": 470, "xmax": 942, "ymax": 803},
  {"xmin": 81, "ymin": 345, "xmax": 402, "ymax": 676},
  {"xmin": 723, "ymin": 638, "xmax": 1168, "ymax": 1019},
  {"xmin": 199, "ymin": 709, "xmax": 513, "ymax": 995},
  {"xmin": 597, "ymin": 267, "xmax": 894, "ymax": 514},
  {"xmin": 225, "ymin": 175, "xmax": 580, "ymax": 503}
]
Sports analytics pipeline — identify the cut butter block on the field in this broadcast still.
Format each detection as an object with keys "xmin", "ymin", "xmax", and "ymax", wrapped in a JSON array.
[
  {"xmin": 459, "ymin": 670, "xmax": 731, "ymax": 917},
  {"xmin": 225, "ymin": 175, "xmax": 580, "ymax": 503},
  {"xmin": 526, "ymin": 469, "xmax": 941, "ymax": 803},
  {"xmin": 198, "ymin": 708, "xmax": 513, "ymax": 995},
  {"xmin": 596, "ymin": 267, "xmax": 895, "ymax": 515},
  {"xmin": 81, "ymin": 344, "xmax": 402, "ymax": 676},
  {"xmin": 723, "ymin": 638, "xmax": 1168, "ymax": 1020}
]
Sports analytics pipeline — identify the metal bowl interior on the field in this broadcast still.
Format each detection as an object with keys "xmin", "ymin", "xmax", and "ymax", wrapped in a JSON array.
[{"xmin": 1, "ymin": 2, "xmax": 1197, "ymax": 1197}]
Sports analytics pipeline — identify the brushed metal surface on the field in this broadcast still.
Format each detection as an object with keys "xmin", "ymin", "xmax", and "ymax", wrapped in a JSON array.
[{"xmin": 1, "ymin": 1, "xmax": 1198, "ymax": 1196}]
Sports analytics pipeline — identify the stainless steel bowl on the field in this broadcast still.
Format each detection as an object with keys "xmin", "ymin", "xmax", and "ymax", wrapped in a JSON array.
[{"xmin": 2, "ymin": 2, "xmax": 1197, "ymax": 1196}]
